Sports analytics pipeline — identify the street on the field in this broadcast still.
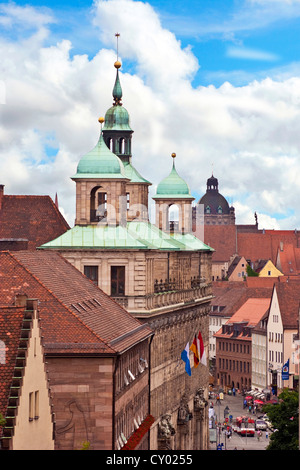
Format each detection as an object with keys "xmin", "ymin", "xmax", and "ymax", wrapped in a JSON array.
[{"xmin": 209, "ymin": 392, "xmax": 271, "ymax": 451}]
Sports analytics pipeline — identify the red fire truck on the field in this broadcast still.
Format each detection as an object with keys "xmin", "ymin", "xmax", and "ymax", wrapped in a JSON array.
[{"xmin": 235, "ymin": 416, "xmax": 255, "ymax": 436}]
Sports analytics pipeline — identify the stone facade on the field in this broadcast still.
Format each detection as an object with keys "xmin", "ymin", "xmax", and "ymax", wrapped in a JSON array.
[
  {"xmin": 57, "ymin": 246, "xmax": 212, "ymax": 450},
  {"xmin": 47, "ymin": 347, "xmax": 151, "ymax": 451}
]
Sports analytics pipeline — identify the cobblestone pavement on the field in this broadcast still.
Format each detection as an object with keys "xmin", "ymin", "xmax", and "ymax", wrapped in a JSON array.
[{"xmin": 209, "ymin": 392, "xmax": 271, "ymax": 451}]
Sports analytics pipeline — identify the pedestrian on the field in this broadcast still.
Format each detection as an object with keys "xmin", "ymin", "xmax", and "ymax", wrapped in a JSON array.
[
  {"xmin": 266, "ymin": 431, "xmax": 269, "ymax": 439},
  {"xmin": 243, "ymin": 399, "xmax": 247, "ymax": 409},
  {"xmin": 232, "ymin": 387, "xmax": 236, "ymax": 397}
]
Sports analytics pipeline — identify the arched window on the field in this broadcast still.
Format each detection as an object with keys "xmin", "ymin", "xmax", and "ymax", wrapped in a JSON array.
[
  {"xmin": 217, "ymin": 206, "xmax": 223, "ymax": 214},
  {"xmin": 90, "ymin": 186, "xmax": 107, "ymax": 222},
  {"xmin": 119, "ymin": 138, "xmax": 125, "ymax": 154},
  {"xmin": 205, "ymin": 206, "xmax": 211, "ymax": 214},
  {"xmin": 168, "ymin": 204, "xmax": 179, "ymax": 232}
]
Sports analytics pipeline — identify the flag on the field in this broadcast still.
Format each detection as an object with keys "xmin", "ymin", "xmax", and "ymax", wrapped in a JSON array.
[
  {"xmin": 282, "ymin": 359, "xmax": 289, "ymax": 380},
  {"xmin": 190, "ymin": 331, "xmax": 207, "ymax": 368},
  {"xmin": 190, "ymin": 335, "xmax": 200, "ymax": 368},
  {"xmin": 197, "ymin": 330, "xmax": 207, "ymax": 366},
  {"xmin": 181, "ymin": 342, "xmax": 191, "ymax": 376}
]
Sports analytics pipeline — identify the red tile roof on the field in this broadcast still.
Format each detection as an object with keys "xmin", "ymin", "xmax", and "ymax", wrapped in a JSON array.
[
  {"xmin": 0, "ymin": 306, "xmax": 26, "ymax": 418},
  {"xmin": 214, "ymin": 297, "xmax": 270, "ymax": 338},
  {"xmin": 228, "ymin": 298, "xmax": 270, "ymax": 327},
  {"xmin": 200, "ymin": 225, "xmax": 237, "ymax": 262},
  {"xmin": 276, "ymin": 243, "xmax": 300, "ymax": 276},
  {"xmin": 198, "ymin": 224, "xmax": 300, "ymax": 264},
  {"xmin": 0, "ymin": 193, "xmax": 69, "ymax": 250},
  {"xmin": 0, "ymin": 251, "xmax": 152, "ymax": 355},
  {"xmin": 211, "ymin": 281, "xmax": 273, "ymax": 317},
  {"xmin": 275, "ymin": 280, "xmax": 300, "ymax": 329}
]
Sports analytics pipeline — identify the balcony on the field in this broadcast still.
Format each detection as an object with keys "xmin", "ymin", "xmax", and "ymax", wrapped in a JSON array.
[{"xmin": 113, "ymin": 281, "xmax": 212, "ymax": 314}]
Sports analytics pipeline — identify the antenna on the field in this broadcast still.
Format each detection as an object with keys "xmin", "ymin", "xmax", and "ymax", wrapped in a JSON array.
[{"xmin": 115, "ymin": 32, "xmax": 120, "ymax": 61}]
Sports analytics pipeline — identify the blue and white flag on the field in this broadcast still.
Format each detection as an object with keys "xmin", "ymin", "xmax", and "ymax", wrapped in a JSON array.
[
  {"xmin": 181, "ymin": 342, "xmax": 191, "ymax": 376},
  {"xmin": 282, "ymin": 359, "xmax": 289, "ymax": 380}
]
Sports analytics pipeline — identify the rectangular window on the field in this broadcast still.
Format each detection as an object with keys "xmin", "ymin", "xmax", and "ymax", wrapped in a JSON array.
[
  {"xmin": 111, "ymin": 266, "xmax": 125, "ymax": 296},
  {"xmin": 84, "ymin": 266, "xmax": 98, "ymax": 286},
  {"xmin": 98, "ymin": 192, "xmax": 107, "ymax": 209},
  {"xmin": 35, "ymin": 391, "xmax": 39, "ymax": 419},
  {"xmin": 29, "ymin": 392, "xmax": 34, "ymax": 421},
  {"xmin": 29, "ymin": 391, "xmax": 39, "ymax": 421}
]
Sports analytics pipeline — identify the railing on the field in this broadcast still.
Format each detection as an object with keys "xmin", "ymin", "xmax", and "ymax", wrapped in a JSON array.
[
  {"xmin": 113, "ymin": 283, "xmax": 212, "ymax": 312},
  {"xmin": 154, "ymin": 276, "xmax": 206, "ymax": 293}
]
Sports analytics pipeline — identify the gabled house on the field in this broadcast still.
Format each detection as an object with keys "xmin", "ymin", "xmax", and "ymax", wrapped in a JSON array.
[
  {"xmin": 0, "ymin": 250, "xmax": 153, "ymax": 450},
  {"xmin": 255, "ymin": 259, "xmax": 283, "ymax": 278},
  {"xmin": 0, "ymin": 299, "xmax": 54, "ymax": 450},
  {"xmin": 214, "ymin": 297, "xmax": 271, "ymax": 392},
  {"xmin": 267, "ymin": 279, "xmax": 300, "ymax": 394},
  {"xmin": 227, "ymin": 256, "xmax": 248, "ymax": 281}
]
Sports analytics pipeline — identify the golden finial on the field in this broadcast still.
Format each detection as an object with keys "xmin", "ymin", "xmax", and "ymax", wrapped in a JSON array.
[
  {"xmin": 171, "ymin": 153, "xmax": 176, "ymax": 158},
  {"xmin": 98, "ymin": 117, "xmax": 105, "ymax": 132}
]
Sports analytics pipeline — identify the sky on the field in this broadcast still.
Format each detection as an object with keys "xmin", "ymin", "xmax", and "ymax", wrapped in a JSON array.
[{"xmin": 1, "ymin": 0, "xmax": 300, "ymax": 230}]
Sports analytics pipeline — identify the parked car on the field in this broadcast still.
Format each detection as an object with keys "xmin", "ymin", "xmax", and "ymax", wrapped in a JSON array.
[
  {"xmin": 262, "ymin": 414, "xmax": 274, "ymax": 431},
  {"xmin": 255, "ymin": 419, "xmax": 268, "ymax": 431}
]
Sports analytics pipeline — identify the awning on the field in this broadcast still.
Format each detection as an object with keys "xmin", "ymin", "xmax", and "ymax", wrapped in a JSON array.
[{"xmin": 121, "ymin": 415, "xmax": 155, "ymax": 450}]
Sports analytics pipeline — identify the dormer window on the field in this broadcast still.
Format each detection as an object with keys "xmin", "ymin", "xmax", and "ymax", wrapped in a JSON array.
[
  {"xmin": 205, "ymin": 206, "xmax": 211, "ymax": 214},
  {"xmin": 217, "ymin": 206, "xmax": 223, "ymax": 214}
]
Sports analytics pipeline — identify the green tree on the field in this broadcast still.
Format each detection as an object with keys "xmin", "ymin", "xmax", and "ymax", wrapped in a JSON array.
[
  {"xmin": 246, "ymin": 264, "xmax": 259, "ymax": 277},
  {"xmin": 263, "ymin": 389, "xmax": 299, "ymax": 450}
]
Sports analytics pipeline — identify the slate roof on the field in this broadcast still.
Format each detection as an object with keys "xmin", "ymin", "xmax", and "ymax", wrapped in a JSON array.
[
  {"xmin": 0, "ymin": 251, "xmax": 153, "ymax": 356},
  {"xmin": 0, "ymin": 192, "xmax": 69, "ymax": 250}
]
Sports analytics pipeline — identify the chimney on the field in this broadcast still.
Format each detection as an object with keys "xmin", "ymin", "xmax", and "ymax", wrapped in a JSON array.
[{"xmin": 0, "ymin": 184, "xmax": 4, "ymax": 210}]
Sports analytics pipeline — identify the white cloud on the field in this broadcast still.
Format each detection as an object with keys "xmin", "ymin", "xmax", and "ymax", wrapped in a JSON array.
[
  {"xmin": 227, "ymin": 46, "xmax": 279, "ymax": 62},
  {"xmin": 0, "ymin": 0, "xmax": 300, "ymax": 231}
]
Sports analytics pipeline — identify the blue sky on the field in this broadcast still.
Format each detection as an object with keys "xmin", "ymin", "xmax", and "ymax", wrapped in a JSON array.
[
  {"xmin": 1, "ymin": 0, "xmax": 300, "ymax": 229},
  {"xmin": 10, "ymin": 0, "xmax": 300, "ymax": 87}
]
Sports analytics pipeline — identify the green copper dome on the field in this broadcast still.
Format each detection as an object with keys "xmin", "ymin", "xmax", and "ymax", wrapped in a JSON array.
[
  {"xmin": 103, "ymin": 64, "xmax": 132, "ymax": 132},
  {"xmin": 153, "ymin": 154, "xmax": 194, "ymax": 199},
  {"xmin": 103, "ymin": 105, "xmax": 132, "ymax": 131},
  {"xmin": 72, "ymin": 131, "xmax": 127, "ymax": 179}
]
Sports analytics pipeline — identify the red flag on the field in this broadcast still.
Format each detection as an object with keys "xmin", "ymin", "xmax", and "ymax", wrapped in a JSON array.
[
  {"xmin": 197, "ymin": 331, "xmax": 207, "ymax": 366},
  {"xmin": 189, "ymin": 335, "xmax": 200, "ymax": 368}
]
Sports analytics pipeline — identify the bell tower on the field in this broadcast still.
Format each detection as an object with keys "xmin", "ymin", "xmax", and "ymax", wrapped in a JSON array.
[{"xmin": 153, "ymin": 153, "xmax": 194, "ymax": 234}]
